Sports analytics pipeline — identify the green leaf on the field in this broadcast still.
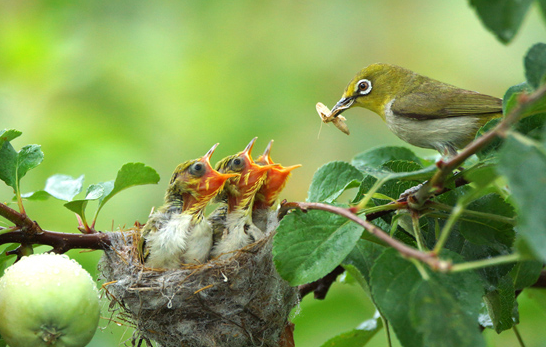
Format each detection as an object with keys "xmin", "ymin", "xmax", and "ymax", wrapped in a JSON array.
[
  {"xmin": 459, "ymin": 194, "xmax": 514, "ymax": 247},
  {"xmin": 273, "ymin": 209, "xmax": 363, "ymax": 285},
  {"xmin": 320, "ymin": 313, "xmax": 383, "ymax": 347},
  {"xmin": 62, "ymin": 184, "xmax": 105, "ymax": 219},
  {"xmin": 0, "ymin": 143, "xmax": 44, "ymax": 192},
  {"xmin": 20, "ymin": 190, "xmax": 52, "ymax": 201},
  {"xmin": 358, "ymin": 161, "xmax": 435, "ymax": 182},
  {"xmin": 372, "ymin": 249, "xmax": 484, "ymax": 347},
  {"xmin": 85, "ymin": 184, "xmax": 106, "ymax": 200},
  {"xmin": 509, "ymin": 260, "xmax": 543, "ymax": 290},
  {"xmin": 503, "ymin": 83, "xmax": 532, "ymax": 114},
  {"xmin": 498, "ymin": 133, "xmax": 546, "ymax": 261},
  {"xmin": 482, "ymin": 274, "xmax": 516, "ymax": 333},
  {"xmin": 525, "ymin": 43, "xmax": 546, "ymax": 89},
  {"xmin": 539, "ymin": 0, "xmax": 546, "ymax": 22},
  {"xmin": 410, "ymin": 279, "xmax": 485, "ymax": 347},
  {"xmin": 95, "ymin": 163, "xmax": 160, "ymax": 213},
  {"xmin": 64, "ymin": 200, "xmax": 89, "ymax": 218},
  {"xmin": 0, "ymin": 129, "xmax": 22, "ymax": 149},
  {"xmin": 343, "ymin": 240, "xmax": 386, "ymax": 298},
  {"xmin": 462, "ymin": 159, "xmax": 499, "ymax": 188},
  {"xmin": 353, "ymin": 161, "xmax": 423, "ymax": 203},
  {"xmin": 343, "ymin": 239, "xmax": 386, "ymax": 284},
  {"xmin": 44, "ymin": 174, "xmax": 85, "ymax": 201},
  {"xmin": 307, "ymin": 161, "xmax": 363, "ymax": 203},
  {"xmin": 351, "ymin": 146, "xmax": 421, "ymax": 169},
  {"xmin": 370, "ymin": 249, "xmax": 424, "ymax": 347},
  {"xmin": 469, "ymin": 0, "xmax": 534, "ymax": 44}
]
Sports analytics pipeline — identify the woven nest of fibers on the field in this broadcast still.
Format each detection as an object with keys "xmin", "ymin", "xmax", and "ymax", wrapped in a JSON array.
[{"xmin": 99, "ymin": 229, "xmax": 299, "ymax": 347}]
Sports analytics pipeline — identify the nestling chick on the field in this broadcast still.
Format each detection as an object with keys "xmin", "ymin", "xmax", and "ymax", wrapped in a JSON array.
[
  {"xmin": 209, "ymin": 138, "xmax": 273, "ymax": 259},
  {"xmin": 253, "ymin": 140, "xmax": 301, "ymax": 233},
  {"xmin": 141, "ymin": 144, "xmax": 236, "ymax": 269}
]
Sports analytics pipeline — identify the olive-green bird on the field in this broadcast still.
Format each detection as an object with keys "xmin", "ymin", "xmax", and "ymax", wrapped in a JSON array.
[
  {"xmin": 328, "ymin": 63, "xmax": 503, "ymax": 157},
  {"xmin": 209, "ymin": 138, "xmax": 273, "ymax": 259},
  {"xmin": 141, "ymin": 144, "xmax": 237, "ymax": 269}
]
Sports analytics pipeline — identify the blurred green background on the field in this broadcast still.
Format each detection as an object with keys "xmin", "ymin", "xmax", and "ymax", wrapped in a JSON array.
[{"xmin": 1, "ymin": 1, "xmax": 545, "ymax": 346}]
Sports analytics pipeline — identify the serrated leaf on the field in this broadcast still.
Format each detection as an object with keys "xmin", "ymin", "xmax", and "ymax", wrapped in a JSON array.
[
  {"xmin": 358, "ymin": 161, "xmax": 435, "ymax": 182},
  {"xmin": 498, "ymin": 133, "xmax": 546, "ymax": 261},
  {"xmin": 353, "ymin": 160, "xmax": 423, "ymax": 203},
  {"xmin": 469, "ymin": 0, "xmax": 534, "ymax": 44},
  {"xmin": 410, "ymin": 279, "xmax": 485, "ymax": 347},
  {"xmin": 503, "ymin": 83, "xmax": 532, "ymax": 114},
  {"xmin": 20, "ymin": 190, "xmax": 52, "ymax": 201},
  {"xmin": 351, "ymin": 146, "xmax": 421, "ymax": 169},
  {"xmin": 525, "ymin": 43, "xmax": 546, "ymax": 89},
  {"xmin": 320, "ymin": 313, "xmax": 382, "ymax": 347},
  {"xmin": 16, "ymin": 145, "xmax": 43, "ymax": 182},
  {"xmin": 509, "ymin": 260, "xmax": 543, "ymax": 290},
  {"xmin": 0, "ymin": 143, "xmax": 43, "ymax": 192},
  {"xmin": 431, "ymin": 187, "xmax": 517, "ymax": 289},
  {"xmin": 343, "ymin": 239, "xmax": 386, "ymax": 285},
  {"xmin": 62, "ymin": 184, "xmax": 105, "ymax": 220},
  {"xmin": 539, "ymin": 0, "xmax": 546, "ymax": 22},
  {"xmin": 307, "ymin": 161, "xmax": 363, "ymax": 203},
  {"xmin": 85, "ymin": 184, "xmax": 105, "ymax": 200},
  {"xmin": 462, "ymin": 159, "xmax": 499, "ymax": 188},
  {"xmin": 44, "ymin": 174, "xmax": 85, "ymax": 201},
  {"xmin": 370, "ymin": 249, "xmax": 424, "ymax": 347},
  {"xmin": 0, "ymin": 129, "xmax": 22, "ymax": 148},
  {"xmin": 459, "ymin": 194, "xmax": 514, "ymax": 247},
  {"xmin": 372, "ymin": 248, "xmax": 485, "ymax": 347},
  {"xmin": 483, "ymin": 274, "xmax": 516, "ymax": 333},
  {"xmin": 96, "ymin": 163, "xmax": 160, "ymax": 213},
  {"xmin": 273, "ymin": 209, "xmax": 364, "ymax": 285},
  {"xmin": 64, "ymin": 200, "xmax": 89, "ymax": 218}
]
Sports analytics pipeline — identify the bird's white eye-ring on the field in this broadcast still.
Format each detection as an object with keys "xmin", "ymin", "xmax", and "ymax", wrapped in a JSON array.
[{"xmin": 356, "ymin": 79, "xmax": 372, "ymax": 95}]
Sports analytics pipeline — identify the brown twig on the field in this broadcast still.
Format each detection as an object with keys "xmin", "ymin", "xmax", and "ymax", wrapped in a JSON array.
[
  {"xmin": 0, "ymin": 229, "xmax": 111, "ymax": 253},
  {"xmin": 281, "ymin": 201, "xmax": 445, "ymax": 270},
  {"xmin": 297, "ymin": 265, "xmax": 345, "ymax": 300},
  {"xmin": 0, "ymin": 201, "xmax": 111, "ymax": 253}
]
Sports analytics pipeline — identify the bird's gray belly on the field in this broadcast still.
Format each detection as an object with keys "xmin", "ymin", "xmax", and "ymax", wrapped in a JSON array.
[{"xmin": 385, "ymin": 110, "xmax": 479, "ymax": 153}]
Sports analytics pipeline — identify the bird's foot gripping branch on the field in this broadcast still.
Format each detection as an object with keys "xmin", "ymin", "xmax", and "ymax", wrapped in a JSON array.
[{"xmin": 273, "ymin": 44, "xmax": 546, "ymax": 347}]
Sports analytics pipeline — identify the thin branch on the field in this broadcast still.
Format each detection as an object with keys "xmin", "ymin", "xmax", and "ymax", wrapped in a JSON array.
[
  {"xmin": 297, "ymin": 265, "xmax": 345, "ymax": 300},
  {"xmin": 280, "ymin": 201, "xmax": 448, "ymax": 271},
  {"xmin": 0, "ymin": 229, "xmax": 112, "ymax": 253},
  {"xmin": 0, "ymin": 201, "xmax": 111, "ymax": 253},
  {"xmin": 0, "ymin": 202, "xmax": 39, "ymax": 234}
]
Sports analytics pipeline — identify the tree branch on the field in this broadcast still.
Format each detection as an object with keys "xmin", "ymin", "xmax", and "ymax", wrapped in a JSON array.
[
  {"xmin": 281, "ymin": 201, "xmax": 447, "ymax": 270},
  {"xmin": 0, "ymin": 201, "xmax": 111, "ymax": 253},
  {"xmin": 297, "ymin": 265, "xmax": 345, "ymax": 300}
]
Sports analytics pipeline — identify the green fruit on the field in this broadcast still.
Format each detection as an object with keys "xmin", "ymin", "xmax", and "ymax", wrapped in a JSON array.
[{"xmin": 0, "ymin": 253, "xmax": 100, "ymax": 347}]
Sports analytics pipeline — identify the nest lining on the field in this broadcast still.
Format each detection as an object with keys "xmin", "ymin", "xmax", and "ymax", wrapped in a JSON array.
[{"xmin": 99, "ymin": 229, "xmax": 298, "ymax": 347}]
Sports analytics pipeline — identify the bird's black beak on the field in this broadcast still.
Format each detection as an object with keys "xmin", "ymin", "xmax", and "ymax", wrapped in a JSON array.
[{"xmin": 329, "ymin": 96, "xmax": 355, "ymax": 118}]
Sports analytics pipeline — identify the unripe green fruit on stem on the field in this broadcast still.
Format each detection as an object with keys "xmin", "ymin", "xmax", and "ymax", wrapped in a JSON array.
[{"xmin": 0, "ymin": 253, "xmax": 100, "ymax": 347}]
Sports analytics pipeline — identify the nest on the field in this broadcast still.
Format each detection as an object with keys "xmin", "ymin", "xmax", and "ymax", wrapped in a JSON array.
[{"xmin": 99, "ymin": 228, "xmax": 299, "ymax": 347}]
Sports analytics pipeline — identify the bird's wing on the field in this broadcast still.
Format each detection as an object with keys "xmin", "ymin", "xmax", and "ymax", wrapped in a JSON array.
[{"xmin": 392, "ymin": 84, "xmax": 502, "ymax": 120}]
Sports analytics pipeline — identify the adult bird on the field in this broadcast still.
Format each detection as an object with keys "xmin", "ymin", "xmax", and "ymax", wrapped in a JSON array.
[
  {"xmin": 141, "ymin": 144, "xmax": 237, "ymax": 269},
  {"xmin": 328, "ymin": 63, "xmax": 503, "ymax": 157},
  {"xmin": 209, "ymin": 138, "xmax": 273, "ymax": 259},
  {"xmin": 253, "ymin": 140, "xmax": 301, "ymax": 233}
]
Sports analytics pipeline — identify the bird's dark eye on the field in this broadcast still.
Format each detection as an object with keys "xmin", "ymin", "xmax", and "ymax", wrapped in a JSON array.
[
  {"xmin": 356, "ymin": 79, "xmax": 372, "ymax": 95},
  {"xmin": 190, "ymin": 162, "xmax": 205, "ymax": 177},
  {"xmin": 230, "ymin": 157, "xmax": 245, "ymax": 171}
]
